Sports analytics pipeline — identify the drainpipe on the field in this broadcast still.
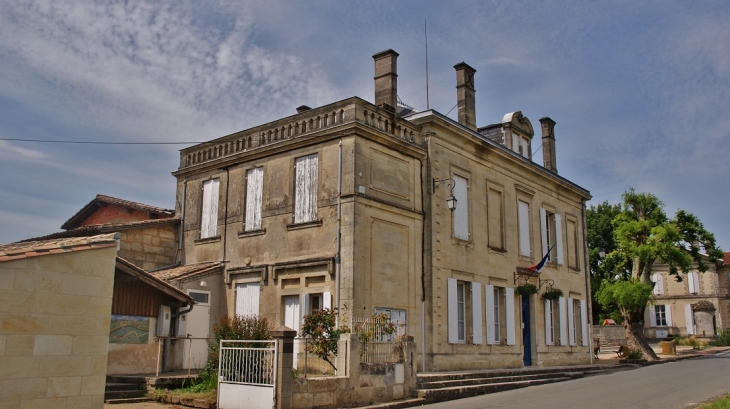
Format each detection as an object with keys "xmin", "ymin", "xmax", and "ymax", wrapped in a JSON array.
[
  {"xmin": 336, "ymin": 140, "xmax": 342, "ymax": 326},
  {"xmin": 222, "ymin": 167, "xmax": 230, "ymax": 265},
  {"xmin": 581, "ymin": 199, "xmax": 593, "ymax": 364},
  {"xmin": 178, "ymin": 178, "xmax": 186, "ymax": 264}
]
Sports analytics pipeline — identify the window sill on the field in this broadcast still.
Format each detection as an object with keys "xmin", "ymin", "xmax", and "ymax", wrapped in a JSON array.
[
  {"xmin": 287, "ymin": 219, "xmax": 323, "ymax": 231},
  {"xmin": 488, "ymin": 246, "xmax": 507, "ymax": 253},
  {"xmin": 194, "ymin": 235, "xmax": 221, "ymax": 245},
  {"xmin": 238, "ymin": 228, "xmax": 266, "ymax": 238}
]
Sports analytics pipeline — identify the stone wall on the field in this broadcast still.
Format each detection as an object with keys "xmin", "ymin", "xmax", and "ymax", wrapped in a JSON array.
[
  {"xmin": 0, "ymin": 246, "xmax": 117, "ymax": 409},
  {"xmin": 118, "ymin": 225, "xmax": 178, "ymax": 271},
  {"xmin": 592, "ymin": 325, "xmax": 626, "ymax": 347}
]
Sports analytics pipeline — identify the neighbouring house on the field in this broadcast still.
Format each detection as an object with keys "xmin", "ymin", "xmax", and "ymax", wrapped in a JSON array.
[
  {"xmin": 644, "ymin": 253, "xmax": 730, "ymax": 338},
  {"xmin": 0, "ymin": 233, "xmax": 119, "ymax": 409},
  {"xmin": 22, "ymin": 194, "xmax": 180, "ymax": 271},
  {"xmin": 171, "ymin": 49, "xmax": 592, "ymax": 371}
]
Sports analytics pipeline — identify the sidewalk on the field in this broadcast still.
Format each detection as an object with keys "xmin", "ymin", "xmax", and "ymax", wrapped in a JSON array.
[{"xmin": 595, "ymin": 343, "xmax": 730, "ymax": 363}]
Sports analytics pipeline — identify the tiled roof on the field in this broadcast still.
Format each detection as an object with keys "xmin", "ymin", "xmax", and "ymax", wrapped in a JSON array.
[
  {"xmin": 723, "ymin": 252, "xmax": 730, "ymax": 265},
  {"xmin": 0, "ymin": 233, "xmax": 120, "ymax": 263},
  {"xmin": 18, "ymin": 218, "xmax": 180, "ymax": 243},
  {"xmin": 150, "ymin": 262, "xmax": 223, "ymax": 281},
  {"xmin": 116, "ymin": 256, "xmax": 192, "ymax": 303},
  {"xmin": 62, "ymin": 194, "xmax": 174, "ymax": 230}
]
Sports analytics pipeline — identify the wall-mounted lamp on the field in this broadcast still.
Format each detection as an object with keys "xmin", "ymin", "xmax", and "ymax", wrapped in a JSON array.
[
  {"xmin": 200, "ymin": 281, "xmax": 208, "ymax": 287},
  {"xmin": 433, "ymin": 178, "xmax": 457, "ymax": 211}
]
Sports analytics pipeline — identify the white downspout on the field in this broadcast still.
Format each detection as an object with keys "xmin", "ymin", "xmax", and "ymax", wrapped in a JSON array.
[{"xmin": 336, "ymin": 140, "xmax": 342, "ymax": 326}]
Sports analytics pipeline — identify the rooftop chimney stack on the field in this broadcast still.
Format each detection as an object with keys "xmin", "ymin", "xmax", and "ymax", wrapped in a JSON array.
[
  {"xmin": 373, "ymin": 49, "xmax": 399, "ymax": 110},
  {"xmin": 540, "ymin": 117, "xmax": 557, "ymax": 173},
  {"xmin": 454, "ymin": 62, "xmax": 477, "ymax": 131}
]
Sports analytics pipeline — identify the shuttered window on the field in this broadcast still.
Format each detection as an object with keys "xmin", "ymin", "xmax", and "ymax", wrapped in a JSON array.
[
  {"xmin": 558, "ymin": 296, "xmax": 568, "ymax": 346},
  {"xmin": 472, "ymin": 283, "xmax": 482, "ymax": 345},
  {"xmin": 539, "ymin": 208, "xmax": 564, "ymax": 265},
  {"xmin": 487, "ymin": 187, "xmax": 505, "ymax": 250},
  {"xmin": 505, "ymin": 288, "xmax": 515, "ymax": 345},
  {"xmin": 235, "ymin": 282, "xmax": 260, "ymax": 317},
  {"xmin": 652, "ymin": 274, "xmax": 664, "ymax": 295},
  {"xmin": 566, "ymin": 218, "xmax": 579, "ymax": 269},
  {"xmin": 447, "ymin": 278, "xmax": 468, "ymax": 343},
  {"xmin": 453, "ymin": 175, "xmax": 469, "ymax": 240},
  {"xmin": 688, "ymin": 271, "xmax": 700, "ymax": 294},
  {"xmin": 545, "ymin": 299, "xmax": 555, "ymax": 345},
  {"xmin": 245, "ymin": 167, "xmax": 263, "ymax": 231},
  {"xmin": 685, "ymin": 304, "xmax": 695, "ymax": 335},
  {"xmin": 568, "ymin": 297, "xmax": 576, "ymax": 346},
  {"xmin": 294, "ymin": 154, "xmax": 318, "ymax": 223},
  {"xmin": 580, "ymin": 300, "xmax": 589, "ymax": 346},
  {"xmin": 518, "ymin": 200, "xmax": 531, "ymax": 257},
  {"xmin": 201, "ymin": 179, "xmax": 220, "ymax": 239}
]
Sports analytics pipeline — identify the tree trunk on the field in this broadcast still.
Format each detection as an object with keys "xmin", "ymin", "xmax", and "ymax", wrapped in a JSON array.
[
  {"xmin": 632, "ymin": 256, "xmax": 643, "ymax": 281},
  {"xmin": 641, "ymin": 259, "xmax": 655, "ymax": 285},
  {"xmin": 624, "ymin": 319, "xmax": 658, "ymax": 361}
]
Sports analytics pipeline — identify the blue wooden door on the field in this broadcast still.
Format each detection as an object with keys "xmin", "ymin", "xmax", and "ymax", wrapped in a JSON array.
[{"xmin": 522, "ymin": 294, "xmax": 532, "ymax": 366}]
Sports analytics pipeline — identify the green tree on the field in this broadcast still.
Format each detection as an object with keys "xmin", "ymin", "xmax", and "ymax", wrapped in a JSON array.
[
  {"xmin": 601, "ymin": 189, "xmax": 722, "ymax": 360},
  {"xmin": 299, "ymin": 307, "xmax": 350, "ymax": 371}
]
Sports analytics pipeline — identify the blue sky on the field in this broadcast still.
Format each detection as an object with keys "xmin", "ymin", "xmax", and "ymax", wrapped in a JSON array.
[{"xmin": 1, "ymin": 1, "xmax": 728, "ymax": 251}]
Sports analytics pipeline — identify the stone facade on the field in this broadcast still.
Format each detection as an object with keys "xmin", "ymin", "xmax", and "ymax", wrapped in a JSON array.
[
  {"xmin": 0, "ymin": 237, "xmax": 117, "ymax": 409},
  {"xmin": 117, "ymin": 225, "xmax": 178, "ymax": 271},
  {"xmin": 172, "ymin": 49, "xmax": 592, "ymax": 371}
]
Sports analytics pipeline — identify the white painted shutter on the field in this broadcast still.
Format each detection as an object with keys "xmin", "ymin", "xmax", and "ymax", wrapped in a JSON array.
[
  {"xmin": 486, "ymin": 284, "xmax": 496, "ymax": 344},
  {"xmin": 554, "ymin": 213, "xmax": 564, "ymax": 265},
  {"xmin": 447, "ymin": 278, "xmax": 459, "ymax": 343},
  {"xmin": 245, "ymin": 167, "xmax": 263, "ymax": 231},
  {"xmin": 539, "ymin": 207, "xmax": 548, "ymax": 258},
  {"xmin": 665, "ymin": 305, "xmax": 672, "ymax": 326},
  {"xmin": 518, "ymin": 201, "xmax": 531, "ymax": 257},
  {"xmin": 580, "ymin": 300, "xmax": 588, "ymax": 346},
  {"xmin": 201, "ymin": 179, "xmax": 219, "ymax": 238},
  {"xmin": 323, "ymin": 291, "xmax": 332, "ymax": 310},
  {"xmin": 652, "ymin": 274, "xmax": 664, "ymax": 295},
  {"xmin": 472, "ymin": 283, "xmax": 482, "ymax": 344},
  {"xmin": 300, "ymin": 293, "xmax": 310, "ymax": 325},
  {"xmin": 689, "ymin": 272, "xmax": 699, "ymax": 294},
  {"xmin": 649, "ymin": 306, "xmax": 657, "ymax": 327},
  {"xmin": 284, "ymin": 296, "xmax": 300, "ymax": 332},
  {"xmin": 559, "ymin": 297, "xmax": 568, "ymax": 346},
  {"xmin": 294, "ymin": 154, "xmax": 318, "ymax": 223},
  {"xmin": 520, "ymin": 138, "xmax": 530, "ymax": 158},
  {"xmin": 235, "ymin": 283, "xmax": 260, "ymax": 317},
  {"xmin": 452, "ymin": 175, "xmax": 469, "ymax": 240},
  {"xmin": 512, "ymin": 133, "xmax": 519, "ymax": 153},
  {"xmin": 544, "ymin": 299, "xmax": 554, "ymax": 345},
  {"xmin": 568, "ymin": 298, "xmax": 576, "ymax": 346},
  {"xmin": 685, "ymin": 304, "xmax": 694, "ymax": 335},
  {"xmin": 506, "ymin": 287, "xmax": 516, "ymax": 345}
]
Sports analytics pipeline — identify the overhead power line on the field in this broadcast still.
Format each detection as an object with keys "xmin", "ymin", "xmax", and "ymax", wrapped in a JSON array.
[{"xmin": 0, "ymin": 138, "xmax": 203, "ymax": 145}]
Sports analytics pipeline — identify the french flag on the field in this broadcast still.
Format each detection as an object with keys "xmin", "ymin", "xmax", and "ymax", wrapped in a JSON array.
[{"xmin": 527, "ymin": 244, "xmax": 555, "ymax": 273}]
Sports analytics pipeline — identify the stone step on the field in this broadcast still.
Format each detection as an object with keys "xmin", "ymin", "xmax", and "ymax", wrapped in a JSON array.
[
  {"xmin": 418, "ymin": 372, "xmax": 582, "ymax": 389},
  {"xmin": 352, "ymin": 398, "xmax": 428, "ymax": 409},
  {"xmin": 104, "ymin": 389, "xmax": 148, "ymax": 400},
  {"xmin": 105, "ymin": 382, "xmax": 145, "ymax": 392},
  {"xmin": 106, "ymin": 375, "xmax": 147, "ymax": 384},
  {"xmin": 416, "ymin": 377, "xmax": 570, "ymax": 403},
  {"xmin": 416, "ymin": 365, "xmax": 595, "ymax": 383},
  {"xmin": 105, "ymin": 397, "xmax": 152, "ymax": 404}
]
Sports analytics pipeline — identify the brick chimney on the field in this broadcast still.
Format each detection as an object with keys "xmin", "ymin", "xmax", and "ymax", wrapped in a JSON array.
[
  {"xmin": 373, "ymin": 49, "xmax": 399, "ymax": 110},
  {"xmin": 540, "ymin": 117, "xmax": 557, "ymax": 173},
  {"xmin": 454, "ymin": 62, "xmax": 477, "ymax": 131}
]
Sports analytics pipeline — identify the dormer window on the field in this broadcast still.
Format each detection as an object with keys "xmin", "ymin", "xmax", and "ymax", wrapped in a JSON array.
[{"xmin": 512, "ymin": 132, "xmax": 531, "ymax": 159}]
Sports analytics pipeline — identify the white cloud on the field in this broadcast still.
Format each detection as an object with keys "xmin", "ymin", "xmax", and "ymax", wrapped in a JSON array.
[{"xmin": 0, "ymin": 140, "xmax": 48, "ymax": 160}]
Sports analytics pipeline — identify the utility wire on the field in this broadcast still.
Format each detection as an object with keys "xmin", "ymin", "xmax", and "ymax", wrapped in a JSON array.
[{"xmin": 0, "ymin": 138, "xmax": 203, "ymax": 145}]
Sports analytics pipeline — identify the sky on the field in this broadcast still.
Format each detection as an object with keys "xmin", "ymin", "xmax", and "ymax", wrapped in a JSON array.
[{"xmin": 1, "ymin": 1, "xmax": 728, "ymax": 251}]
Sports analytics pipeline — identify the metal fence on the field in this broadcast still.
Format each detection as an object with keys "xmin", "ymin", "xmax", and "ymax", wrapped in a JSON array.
[{"xmin": 218, "ymin": 340, "xmax": 277, "ymax": 386}]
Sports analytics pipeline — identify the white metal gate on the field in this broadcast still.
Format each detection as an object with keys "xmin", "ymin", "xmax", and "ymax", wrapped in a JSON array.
[{"xmin": 217, "ymin": 340, "xmax": 277, "ymax": 409}]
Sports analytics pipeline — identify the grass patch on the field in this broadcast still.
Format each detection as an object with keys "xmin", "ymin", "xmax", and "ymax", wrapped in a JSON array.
[{"xmin": 699, "ymin": 393, "xmax": 730, "ymax": 409}]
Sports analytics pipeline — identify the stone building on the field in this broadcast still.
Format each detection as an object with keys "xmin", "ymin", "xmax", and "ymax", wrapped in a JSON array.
[
  {"xmin": 172, "ymin": 49, "xmax": 592, "ymax": 371},
  {"xmin": 644, "ymin": 253, "xmax": 730, "ymax": 338}
]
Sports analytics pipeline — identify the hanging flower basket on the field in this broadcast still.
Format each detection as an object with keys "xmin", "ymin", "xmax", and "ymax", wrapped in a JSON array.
[
  {"xmin": 541, "ymin": 288, "xmax": 564, "ymax": 301},
  {"xmin": 516, "ymin": 283, "xmax": 539, "ymax": 296}
]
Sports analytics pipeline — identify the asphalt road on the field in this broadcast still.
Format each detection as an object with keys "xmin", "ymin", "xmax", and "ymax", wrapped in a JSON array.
[{"xmin": 420, "ymin": 351, "xmax": 730, "ymax": 409}]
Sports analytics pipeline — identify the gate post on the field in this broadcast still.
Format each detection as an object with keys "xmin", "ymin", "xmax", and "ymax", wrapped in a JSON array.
[{"xmin": 272, "ymin": 327, "xmax": 297, "ymax": 409}]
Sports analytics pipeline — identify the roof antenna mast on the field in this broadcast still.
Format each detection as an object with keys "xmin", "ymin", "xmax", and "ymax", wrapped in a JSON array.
[{"xmin": 425, "ymin": 19, "xmax": 430, "ymax": 110}]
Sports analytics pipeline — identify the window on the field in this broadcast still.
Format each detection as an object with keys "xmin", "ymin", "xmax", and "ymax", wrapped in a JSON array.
[
  {"xmin": 200, "ymin": 179, "xmax": 220, "ymax": 239},
  {"xmin": 685, "ymin": 304, "xmax": 695, "ymax": 335},
  {"xmin": 235, "ymin": 283, "xmax": 260, "ymax": 317},
  {"xmin": 545, "ymin": 297, "xmax": 567, "ymax": 345},
  {"xmin": 244, "ymin": 167, "xmax": 263, "ymax": 231},
  {"xmin": 650, "ymin": 304, "xmax": 672, "ymax": 327},
  {"xmin": 294, "ymin": 154, "xmax": 318, "ymax": 223},
  {"xmin": 539, "ymin": 208, "xmax": 563, "ymax": 265},
  {"xmin": 566, "ymin": 218, "xmax": 579, "ymax": 270},
  {"xmin": 189, "ymin": 290, "xmax": 210, "ymax": 305},
  {"xmin": 302, "ymin": 292, "xmax": 332, "ymax": 315},
  {"xmin": 487, "ymin": 186, "xmax": 505, "ymax": 251},
  {"xmin": 568, "ymin": 298, "xmax": 581, "ymax": 346},
  {"xmin": 687, "ymin": 271, "xmax": 700, "ymax": 294},
  {"xmin": 545, "ymin": 298, "xmax": 555, "ymax": 345},
  {"xmin": 453, "ymin": 175, "xmax": 469, "ymax": 240},
  {"xmin": 652, "ymin": 273, "xmax": 664, "ymax": 295},
  {"xmin": 448, "ymin": 278, "xmax": 481, "ymax": 344},
  {"xmin": 374, "ymin": 308, "xmax": 407, "ymax": 342},
  {"xmin": 518, "ymin": 200, "xmax": 531, "ymax": 257},
  {"xmin": 486, "ymin": 285, "xmax": 503, "ymax": 344},
  {"xmin": 457, "ymin": 282, "xmax": 466, "ymax": 341}
]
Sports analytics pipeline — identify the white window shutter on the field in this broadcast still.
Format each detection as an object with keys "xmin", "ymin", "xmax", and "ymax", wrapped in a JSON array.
[
  {"xmin": 512, "ymin": 133, "xmax": 519, "ymax": 153},
  {"xmin": 558, "ymin": 297, "xmax": 568, "ymax": 346},
  {"xmin": 472, "ymin": 283, "xmax": 483, "ymax": 344},
  {"xmin": 539, "ymin": 207, "xmax": 548, "ymax": 258},
  {"xmin": 649, "ymin": 306, "xmax": 657, "ymax": 327},
  {"xmin": 453, "ymin": 175, "xmax": 469, "ymax": 240},
  {"xmin": 653, "ymin": 274, "xmax": 664, "ymax": 295},
  {"xmin": 665, "ymin": 305, "xmax": 672, "ymax": 326},
  {"xmin": 544, "ymin": 299, "xmax": 554, "ymax": 345},
  {"xmin": 300, "ymin": 293, "xmax": 310, "ymax": 325},
  {"xmin": 568, "ymin": 298, "xmax": 576, "ymax": 346},
  {"xmin": 485, "ymin": 284, "xmax": 496, "ymax": 344},
  {"xmin": 554, "ymin": 213, "xmax": 564, "ymax": 265},
  {"xmin": 687, "ymin": 272, "xmax": 696, "ymax": 294},
  {"xmin": 447, "ymin": 278, "xmax": 459, "ymax": 343},
  {"xmin": 323, "ymin": 291, "xmax": 332, "ymax": 310},
  {"xmin": 580, "ymin": 300, "xmax": 588, "ymax": 346},
  {"xmin": 505, "ymin": 287, "xmax": 516, "ymax": 345},
  {"xmin": 245, "ymin": 168, "xmax": 263, "ymax": 231},
  {"xmin": 518, "ymin": 201, "xmax": 531, "ymax": 257},
  {"xmin": 201, "ymin": 179, "xmax": 220, "ymax": 238},
  {"xmin": 235, "ymin": 283, "xmax": 260, "ymax": 317},
  {"xmin": 684, "ymin": 304, "xmax": 694, "ymax": 335},
  {"xmin": 295, "ymin": 155, "xmax": 318, "ymax": 223}
]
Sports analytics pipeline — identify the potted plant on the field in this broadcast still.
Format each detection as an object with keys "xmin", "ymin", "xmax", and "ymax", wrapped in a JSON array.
[
  {"xmin": 541, "ymin": 288, "xmax": 564, "ymax": 301},
  {"xmin": 516, "ymin": 283, "xmax": 539, "ymax": 296}
]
